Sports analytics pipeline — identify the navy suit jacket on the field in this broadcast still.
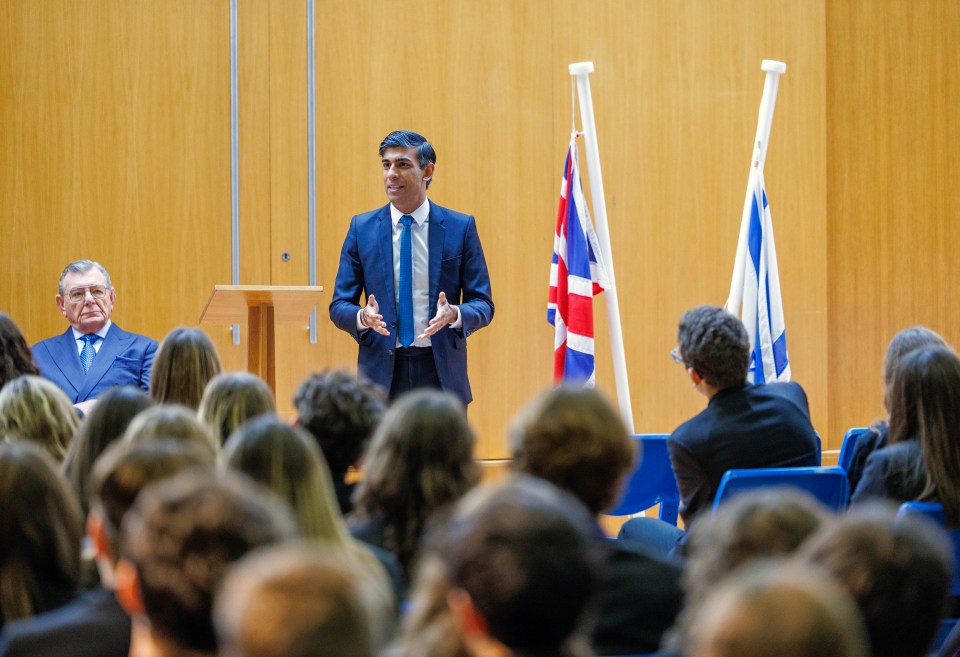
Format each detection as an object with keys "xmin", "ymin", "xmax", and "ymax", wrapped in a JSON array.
[
  {"xmin": 668, "ymin": 382, "xmax": 820, "ymax": 525},
  {"xmin": 329, "ymin": 202, "xmax": 493, "ymax": 405},
  {"xmin": 0, "ymin": 587, "xmax": 130, "ymax": 657},
  {"xmin": 32, "ymin": 324, "xmax": 157, "ymax": 403}
]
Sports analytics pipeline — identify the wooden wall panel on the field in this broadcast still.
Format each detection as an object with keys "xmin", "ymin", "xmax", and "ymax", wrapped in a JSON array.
[
  {"xmin": 21, "ymin": 1, "xmax": 960, "ymax": 463},
  {"xmin": 826, "ymin": 0, "xmax": 960, "ymax": 444},
  {"xmin": 0, "ymin": 0, "xmax": 235, "ymax": 359},
  {"xmin": 305, "ymin": 0, "xmax": 827, "ymax": 457}
]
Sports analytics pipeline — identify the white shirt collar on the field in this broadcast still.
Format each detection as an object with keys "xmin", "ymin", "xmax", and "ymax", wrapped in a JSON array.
[
  {"xmin": 72, "ymin": 319, "xmax": 112, "ymax": 342},
  {"xmin": 390, "ymin": 198, "xmax": 430, "ymax": 227}
]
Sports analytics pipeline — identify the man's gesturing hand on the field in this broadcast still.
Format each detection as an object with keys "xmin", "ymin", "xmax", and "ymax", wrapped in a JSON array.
[{"xmin": 361, "ymin": 294, "xmax": 390, "ymax": 336}]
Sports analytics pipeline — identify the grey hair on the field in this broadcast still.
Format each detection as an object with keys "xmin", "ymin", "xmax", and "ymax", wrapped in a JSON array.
[{"xmin": 58, "ymin": 260, "xmax": 112, "ymax": 296}]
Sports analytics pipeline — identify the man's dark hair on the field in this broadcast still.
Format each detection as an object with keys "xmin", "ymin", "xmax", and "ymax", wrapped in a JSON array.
[
  {"xmin": 292, "ymin": 370, "xmax": 386, "ymax": 480},
  {"xmin": 90, "ymin": 438, "xmax": 214, "ymax": 563},
  {"xmin": 119, "ymin": 470, "xmax": 297, "ymax": 652},
  {"xmin": 677, "ymin": 305, "xmax": 750, "ymax": 390},
  {"xmin": 379, "ymin": 130, "xmax": 437, "ymax": 185},
  {"xmin": 432, "ymin": 475, "xmax": 604, "ymax": 656},
  {"xmin": 799, "ymin": 504, "xmax": 952, "ymax": 657},
  {"xmin": 509, "ymin": 386, "xmax": 635, "ymax": 515}
]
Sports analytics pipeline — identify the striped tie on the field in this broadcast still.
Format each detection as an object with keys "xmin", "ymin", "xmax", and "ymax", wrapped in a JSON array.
[{"xmin": 80, "ymin": 334, "xmax": 100, "ymax": 373}]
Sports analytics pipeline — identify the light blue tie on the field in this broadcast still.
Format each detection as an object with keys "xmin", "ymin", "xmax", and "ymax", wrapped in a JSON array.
[
  {"xmin": 398, "ymin": 215, "xmax": 415, "ymax": 348},
  {"xmin": 80, "ymin": 334, "xmax": 100, "ymax": 373}
]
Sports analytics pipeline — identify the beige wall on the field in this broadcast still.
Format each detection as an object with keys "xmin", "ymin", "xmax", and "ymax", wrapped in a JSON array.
[{"xmin": 1, "ymin": 1, "xmax": 955, "ymax": 459}]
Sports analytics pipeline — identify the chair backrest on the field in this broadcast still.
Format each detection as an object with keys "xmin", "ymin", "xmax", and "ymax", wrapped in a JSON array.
[
  {"xmin": 896, "ymin": 501, "xmax": 960, "ymax": 597},
  {"xmin": 838, "ymin": 426, "xmax": 868, "ymax": 472},
  {"xmin": 607, "ymin": 434, "xmax": 680, "ymax": 525},
  {"xmin": 713, "ymin": 466, "xmax": 850, "ymax": 513}
]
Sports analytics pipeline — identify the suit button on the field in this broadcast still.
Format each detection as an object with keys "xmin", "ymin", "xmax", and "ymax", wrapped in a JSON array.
[
  {"xmin": 390, "ymin": 321, "xmax": 397, "ymax": 328},
  {"xmin": 388, "ymin": 350, "xmax": 394, "ymax": 357}
]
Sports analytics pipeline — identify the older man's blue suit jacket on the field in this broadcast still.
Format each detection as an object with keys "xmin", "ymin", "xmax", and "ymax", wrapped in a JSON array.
[
  {"xmin": 329, "ymin": 202, "xmax": 493, "ymax": 405},
  {"xmin": 32, "ymin": 324, "xmax": 158, "ymax": 403}
]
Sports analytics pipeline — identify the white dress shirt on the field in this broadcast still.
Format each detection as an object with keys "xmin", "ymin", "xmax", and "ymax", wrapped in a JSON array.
[
  {"xmin": 357, "ymin": 198, "xmax": 461, "ymax": 346},
  {"xmin": 71, "ymin": 320, "xmax": 112, "ymax": 355}
]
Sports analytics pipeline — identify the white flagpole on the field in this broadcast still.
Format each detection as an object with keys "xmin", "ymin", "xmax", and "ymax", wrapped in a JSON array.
[
  {"xmin": 569, "ymin": 61, "xmax": 635, "ymax": 433},
  {"xmin": 725, "ymin": 60, "xmax": 787, "ymax": 315}
]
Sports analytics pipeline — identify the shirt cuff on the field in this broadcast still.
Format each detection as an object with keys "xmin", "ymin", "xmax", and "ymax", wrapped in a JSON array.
[
  {"xmin": 450, "ymin": 305, "xmax": 462, "ymax": 329},
  {"xmin": 356, "ymin": 308, "xmax": 367, "ymax": 331}
]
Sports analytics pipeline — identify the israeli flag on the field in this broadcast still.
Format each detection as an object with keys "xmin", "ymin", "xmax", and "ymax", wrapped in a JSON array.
[{"xmin": 729, "ymin": 168, "xmax": 790, "ymax": 383}]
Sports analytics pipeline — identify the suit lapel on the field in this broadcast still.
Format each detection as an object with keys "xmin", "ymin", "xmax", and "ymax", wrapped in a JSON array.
[
  {"xmin": 50, "ymin": 329, "xmax": 84, "ymax": 396},
  {"xmin": 428, "ymin": 204, "xmax": 446, "ymax": 305},
  {"xmin": 77, "ymin": 325, "xmax": 131, "ymax": 400},
  {"xmin": 377, "ymin": 206, "xmax": 397, "ymax": 315}
]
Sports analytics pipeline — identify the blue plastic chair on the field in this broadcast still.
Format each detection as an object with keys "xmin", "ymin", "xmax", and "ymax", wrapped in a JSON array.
[
  {"xmin": 838, "ymin": 426, "xmax": 868, "ymax": 472},
  {"xmin": 606, "ymin": 434, "xmax": 680, "ymax": 525},
  {"xmin": 712, "ymin": 466, "xmax": 850, "ymax": 513},
  {"xmin": 897, "ymin": 501, "xmax": 960, "ymax": 597}
]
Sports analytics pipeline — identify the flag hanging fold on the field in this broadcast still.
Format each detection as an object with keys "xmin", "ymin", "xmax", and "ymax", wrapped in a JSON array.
[
  {"xmin": 730, "ymin": 169, "xmax": 790, "ymax": 383},
  {"xmin": 548, "ymin": 133, "xmax": 609, "ymax": 385}
]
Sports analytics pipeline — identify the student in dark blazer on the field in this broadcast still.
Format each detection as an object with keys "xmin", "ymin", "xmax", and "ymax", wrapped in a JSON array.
[
  {"xmin": 329, "ymin": 131, "xmax": 493, "ymax": 406},
  {"xmin": 32, "ymin": 260, "xmax": 157, "ymax": 411}
]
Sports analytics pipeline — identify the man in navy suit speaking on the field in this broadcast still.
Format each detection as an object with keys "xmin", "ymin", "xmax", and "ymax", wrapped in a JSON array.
[
  {"xmin": 329, "ymin": 131, "xmax": 494, "ymax": 406},
  {"xmin": 33, "ymin": 260, "xmax": 158, "ymax": 411}
]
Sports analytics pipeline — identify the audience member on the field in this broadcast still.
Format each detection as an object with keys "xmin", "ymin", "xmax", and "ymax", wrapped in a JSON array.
[
  {"xmin": 215, "ymin": 543, "xmax": 392, "ymax": 657},
  {"xmin": 198, "ymin": 372, "xmax": 275, "ymax": 447},
  {"xmin": 123, "ymin": 404, "xmax": 218, "ymax": 458},
  {"xmin": 31, "ymin": 260, "xmax": 157, "ymax": 410},
  {"xmin": 0, "ymin": 375, "xmax": 79, "ymax": 461},
  {"xmin": 293, "ymin": 370, "xmax": 386, "ymax": 514},
  {"xmin": 669, "ymin": 489, "xmax": 832, "ymax": 655},
  {"xmin": 851, "ymin": 346, "xmax": 960, "ymax": 513},
  {"xmin": 223, "ymin": 415, "xmax": 402, "ymax": 607},
  {"xmin": 799, "ymin": 504, "xmax": 951, "ymax": 657},
  {"xmin": 0, "ymin": 439, "xmax": 212, "ymax": 657},
  {"xmin": 509, "ymin": 386, "xmax": 683, "ymax": 655},
  {"xmin": 415, "ymin": 476, "xmax": 603, "ymax": 657},
  {"xmin": 0, "ymin": 313, "xmax": 39, "ymax": 393},
  {"xmin": 683, "ymin": 561, "xmax": 867, "ymax": 657},
  {"xmin": 846, "ymin": 326, "xmax": 948, "ymax": 491},
  {"xmin": 114, "ymin": 470, "xmax": 297, "ymax": 657},
  {"xmin": 149, "ymin": 327, "xmax": 221, "ymax": 410},
  {"xmin": 351, "ymin": 389, "xmax": 479, "ymax": 579},
  {"xmin": 61, "ymin": 386, "xmax": 154, "ymax": 515},
  {"xmin": 0, "ymin": 442, "xmax": 82, "ymax": 631},
  {"xmin": 619, "ymin": 305, "xmax": 819, "ymax": 557}
]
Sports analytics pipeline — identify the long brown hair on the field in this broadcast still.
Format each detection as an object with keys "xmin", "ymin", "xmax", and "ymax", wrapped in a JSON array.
[
  {"xmin": 892, "ymin": 347, "xmax": 960, "ymax": 526},
  {"xmin": 150, "ymin": 327, "xmax": 222, "ymax": 410},
  {"xmin": 0, "ymin": 312, "xmax": 39, "ymax": 391},
  {"xmin": 353, "ymin": 390, "xmax": 479, "ymax": 577},
  {"xmin": 0, "ymin": 441, "xmax": 83, "ymax": 622}
]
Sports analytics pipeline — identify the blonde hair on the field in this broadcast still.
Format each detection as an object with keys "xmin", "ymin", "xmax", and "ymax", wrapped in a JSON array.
[
  {"xmin": 150, "ymin": 327, "xmax": 222, "ymax": 410},
  {"xmin": 0, "ymin": 375, "xmax": 79, "ymax": 461},
  {"xmin": 123, "ymin": 404, "xmax": 218, "ymax": 458},
  {"xmin": 198, "ymin": 372, "xmax": 276, "ymax": 446},
  {"xmin": 686, "ymin": 561, "xmax": 867, "ymax": 657}
]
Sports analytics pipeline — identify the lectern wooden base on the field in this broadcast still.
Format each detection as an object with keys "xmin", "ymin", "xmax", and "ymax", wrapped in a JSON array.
[{"xmin": 199, "ymin": 285, "xmax": 324, "ymax": 394}]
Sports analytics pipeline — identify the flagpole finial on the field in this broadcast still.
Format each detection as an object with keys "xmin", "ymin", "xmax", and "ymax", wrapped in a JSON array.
[
  {"xmin": 761, "ymin": 60, "xmax": 786, "ymax": 74},
  {"xmin": 569, "ymin": 61, "xmax": 594, "ymax": 75}
]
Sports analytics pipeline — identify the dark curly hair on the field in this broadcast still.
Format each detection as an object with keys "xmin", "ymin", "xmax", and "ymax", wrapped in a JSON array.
[
  {"xmin": 292, "ymin": 370, "xmax": 386, "ymax": 479},
  {"xmin": 0, "ymin": 312, "xmax": 39, "ymax": 392},
  {"xmin": 677, "ymin": 305, "xmax": 750, "ymax": 390}
]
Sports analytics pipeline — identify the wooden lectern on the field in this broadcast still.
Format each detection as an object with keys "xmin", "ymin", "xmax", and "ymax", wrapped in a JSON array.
[{"xmin": 199, "ymin": 285, "xmax": 324, "ymax": 393}]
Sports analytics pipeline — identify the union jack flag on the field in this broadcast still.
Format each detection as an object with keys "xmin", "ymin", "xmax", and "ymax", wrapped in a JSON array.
[{"xmin": 548, "ymin": 133, "xmax": 609, "ymax": 385}]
